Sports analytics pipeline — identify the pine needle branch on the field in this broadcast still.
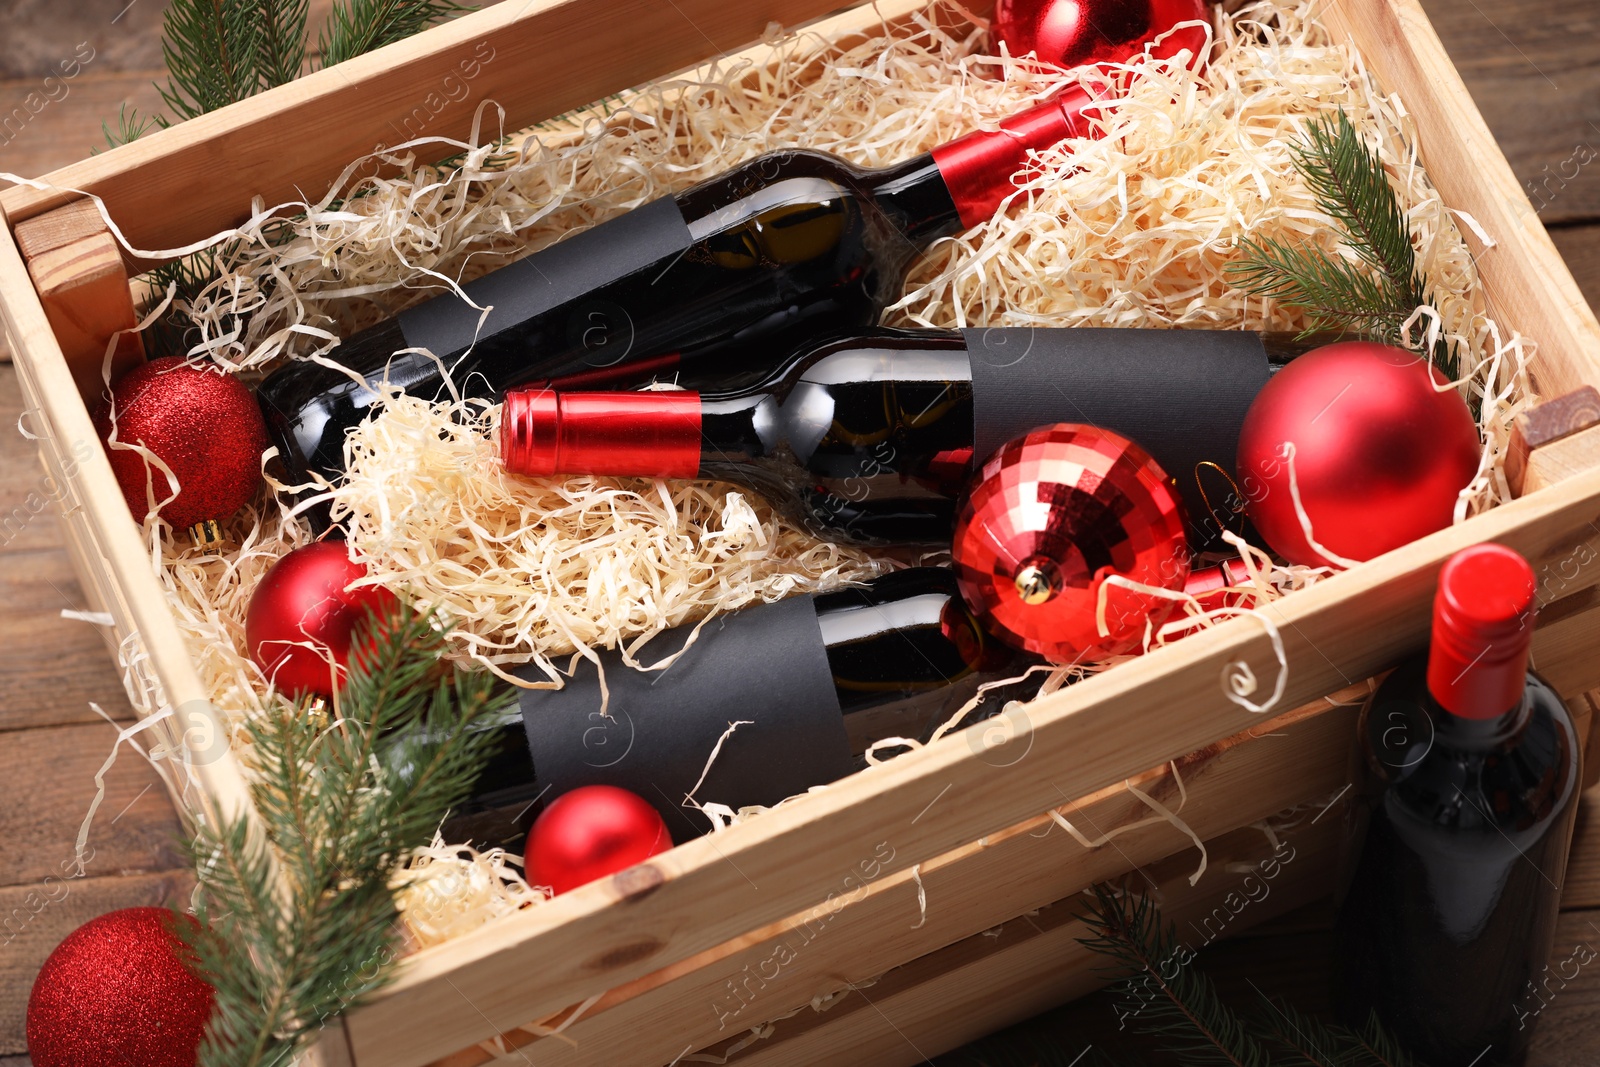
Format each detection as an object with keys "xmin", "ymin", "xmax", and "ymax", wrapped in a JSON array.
[
  {"xmin": 175, "ymin": 602, "xmax": 505, "ymax": 1067},
  {"xmin": 318, "ymin": 0, "xmax": 473, "ymax": 69},
  {"xmin": 255, "ymin": 0, "xmax": 313, "ymax": 89},
  {"xmin": 158, "ymin": 0, "xmax": 264, "ymax": 120},
  {"xmin": 1349, "ymin": 1011, "xmax": 1427, "ymax": 1067},
  {"xmin": 1079, "ymin": 886, "xmax": 1275, "ymax": 1067},
  {"xmin": 1228, "ymin": 109, "xmax": 1457, "ymax": 380}
]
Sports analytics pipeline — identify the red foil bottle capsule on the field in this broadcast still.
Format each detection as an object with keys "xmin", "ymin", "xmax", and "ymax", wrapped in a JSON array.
[
  {"xmin": 500, "ymin": 388, "xmax": 702, "ymax": 479},
  {"xmin": 952, "ymin": 423, "xmax": 1189, "ymax": 664}
]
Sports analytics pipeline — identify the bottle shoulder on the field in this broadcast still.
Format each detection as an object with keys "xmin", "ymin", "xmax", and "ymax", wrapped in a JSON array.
[{"xmin": 1360, "ymin": 657, "xmax": 1579, "ymax": 835}]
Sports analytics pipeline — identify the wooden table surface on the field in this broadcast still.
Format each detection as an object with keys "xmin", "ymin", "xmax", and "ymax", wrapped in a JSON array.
[{"xmin": 1, "ymin": 1, "xmax": 1598, "ymax": 1064}]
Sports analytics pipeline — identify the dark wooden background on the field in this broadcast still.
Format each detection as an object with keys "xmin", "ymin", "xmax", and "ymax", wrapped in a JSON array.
[{"xmin": 0, "ymin": 1, "xmax": 1597, "ymax": 1063}]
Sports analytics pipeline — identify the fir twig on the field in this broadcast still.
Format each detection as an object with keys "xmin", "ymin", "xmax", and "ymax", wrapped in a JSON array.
[
  {"xmin": 1079, "ymin": 886, "xmax": 1275, "ymax": 1067},
  {"xmin": 176, "ymin": 603, "xmax": 505, "ymax": 1067},
  {"xmin": 96, "ymin": 104, "xmax": 162, "ymax": 153},
  {"xmin": 158, "ymin": 0, "xmax": 265, "ymax": 120},
  {"xmin": 318, "ymin": 0, "xmax": 474, "ymax": 69},
  {"xmin": 1228, "ymin": 110, "xmax": 1456, "ymax": 380},
  {"xmin": 1349, "ymin": 1011, "xmax": 1426, "ymax": 1067},
  {"xmin": 255, "ymin": 0, "xmax": 313, "ymax": 90}
]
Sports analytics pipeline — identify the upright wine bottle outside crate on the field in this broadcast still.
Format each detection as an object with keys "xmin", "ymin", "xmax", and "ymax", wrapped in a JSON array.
[
  {"xmin": 258, "ymin": 95, "xmax": 1099, "ymax": 483},
  {"xmin": 1334, "ymin": 544, "xmax": 1580, "ymax": 1066}
]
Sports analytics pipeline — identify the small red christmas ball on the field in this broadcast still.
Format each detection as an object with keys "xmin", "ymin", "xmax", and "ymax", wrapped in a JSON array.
[
  {"xmin": 27, "ymin": 907, "xmax": 213, "ymax": 1067},
  {"xmin": 94, "ymin": 356, "xmax": 268, "ymax": 532},
  {"xmin": 992, "ymin": 0, "xmax": 1210, "ymax": 70},
  {"xmin": 1236, "ymin": 342, "xmax": 1481, "ymax": 568},
  {"xmin": 525, "ymin": 785, "xmax": 672, "ymax": 896},
  {"xmin": 953, "ymin": 424, "xmax": 1190, "ymax": 664},
  {"xmin": 245, "ymin": 540, "xmax": 399, "ymax": 699}
]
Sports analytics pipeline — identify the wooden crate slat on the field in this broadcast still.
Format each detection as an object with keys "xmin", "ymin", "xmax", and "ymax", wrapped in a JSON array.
[
  {"xmin": 419, "ymin": 694, "xmax": 1360, "ymax": 1067},
  {"xmin": 340, "ymin": 462, "xmax": 1600, "ymax": 1067},
  {"xmin": 0, "ymin": 199, "xmax": 256, "ymax": 832},
  {"xmin": 705, "ymin": 818, "xmax": 1339, "ymax": 1067},
  {"xmin": 1321, "ymin": 0, "xmax": 1600, "ymax": 401},
  {"xmin": 0, "ymin": 0, "xmax": 877, "ymax": 257}
]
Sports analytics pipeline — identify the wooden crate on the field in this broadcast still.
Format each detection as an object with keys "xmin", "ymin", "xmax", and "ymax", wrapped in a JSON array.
[{"xmin": 3, "ymin": 0, "xmax": 1600, "ymax": 1064}]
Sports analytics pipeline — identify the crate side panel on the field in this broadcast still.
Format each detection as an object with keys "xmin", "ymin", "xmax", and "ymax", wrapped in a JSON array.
[
  {"xmin": 403, "ymin": 696, "xmax": 1358, "ymax": 1067},
  {"xmin": 0, "ymin": 0, "xmax": 868, "ymax": 256},
  {"xmin": 0, "ymin": 204, "xmax": 256, "ymax": 829},
  {"xmin": 342, "ymin": 456, "xmax": 1600, "ymax": 1067},
  {"xmin": 716, "ymin": 818, "xmax": 1339, "ymax": 1067},
  {"xmin": 1322, "ymin": 0, "xmax": 1600, "ymax": 400}
]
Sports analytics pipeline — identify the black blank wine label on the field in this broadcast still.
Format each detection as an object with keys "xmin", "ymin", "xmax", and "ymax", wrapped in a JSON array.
[
  {"xmin": 515, "ymin": 595, "xmax": 852, "ymax": 842},
  {"xmin": 398, "ymin": 195, "xmax": 694, "ymax": 361},
  {"xmin": 964, "ymin": 327, "xmax": 1269, "ymax": 550}
]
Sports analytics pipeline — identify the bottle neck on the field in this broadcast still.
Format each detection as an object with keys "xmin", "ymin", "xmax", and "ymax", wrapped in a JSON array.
[
  {"xmin": 814, "ymin": 568, "xmax": 1014, "ymax": 715},
  {"xmin": 928, "ymin": 86, "xmax": 1101, "ymax": 229},
  {"xmin": 864, "ymin": 153, "xmax": 964, "ymax": 245}
]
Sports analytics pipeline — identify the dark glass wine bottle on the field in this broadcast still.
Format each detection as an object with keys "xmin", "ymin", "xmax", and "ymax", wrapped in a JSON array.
[
  {"xmin": 258, "ymin": 95, "xmax": 1100, "ymax": 484},
  {"xmin": 428, "ymin": 567, "xmax": 1025, "ymax": 846},
  {"xmin": 1333, "ymin": 544, "xmax": 1580, "ymax": 1067},
  {"xmin": 499, "ymin": 326, "xmax": 1310, "ymax": 545}
]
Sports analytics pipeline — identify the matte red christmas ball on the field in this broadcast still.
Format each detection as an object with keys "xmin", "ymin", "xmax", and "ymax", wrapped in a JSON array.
[
  {"xmin": 94, "ymin": 356, "xmax": 268, "ymax": 533},
  {"xmin": 992, "ymin": 0, "xmax": 1210, "ymax": 70},
  {"xmin": 525, "ymin": 785, "xmax": 672, "ymax": 896},
  {"xmin": 953, "ymin": 424, "xmax": 1190, "ymax": 664},
  {"xmin": 1236, "ymin": 341, "xmax": 1481, "ymax": 568},
  {"xmin": 245, "ymin": 540, "xmax": 400, "ymax": 699},
  {"xmin": 27, "ymin": 907, "xmax": 213, "ymax": 1067}
]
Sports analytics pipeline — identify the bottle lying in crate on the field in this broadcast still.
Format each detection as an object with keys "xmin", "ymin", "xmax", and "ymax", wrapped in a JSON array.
[
  {"xmin": 257, "ymin": 94, "xmax": 1102, "ymax": 485},
  {"xmin": 497, "ymin": 326, "xmax": 1319, "ymax": 545}
]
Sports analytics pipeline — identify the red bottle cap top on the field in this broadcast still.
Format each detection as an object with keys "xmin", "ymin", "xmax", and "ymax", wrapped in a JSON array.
[
  {"xmin": 931, "ymin": 86, "xmax": 1102, "ymax": 229},
  {"xmin": 1426, "ymin": 543, "xmax": 1537, "ymax": 719},
  {"xmin": 499, "ymin": 389, "xmax": 703, "ymax": 479}
]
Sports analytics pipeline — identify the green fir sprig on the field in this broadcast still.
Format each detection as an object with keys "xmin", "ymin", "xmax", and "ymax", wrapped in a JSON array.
[
  {"xmin": 1079, "ymin": 885, "xmax": 1275, "ymax": 1067},
  {"xmin": 153, "ymin": 0, "xmax": 465, "ymax": 123},
  {"xmin": 1229, "ymin": 110, "xmax": 1454, "ymax": 380},
  {"xmin": 105, "ymin": 0, "xmax": 472, "ymax": 356},
  {"xmin": 1073, "ymin": 886, "xmax": 1431, "ymax": 1067},
  {"xmin": 176, "ymin": 603, "xmax": 504, "ymax": 1067},
  {"xmin": 318, "ymin": 0, "xmax": 475, "ymax": 69}
]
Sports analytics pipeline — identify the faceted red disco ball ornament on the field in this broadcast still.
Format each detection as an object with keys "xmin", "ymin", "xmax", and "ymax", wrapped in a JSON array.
[
  {"xmin": 1236, "ymin": 342, "xmax": 1481, "ymax": 569},
  {"xmin": 954, "ymin": 424, "xmax": 1190, "ymax": 664},
  {"xmin": 992, "ymin": 0, "xmax": 1211, "ymax": 71}
]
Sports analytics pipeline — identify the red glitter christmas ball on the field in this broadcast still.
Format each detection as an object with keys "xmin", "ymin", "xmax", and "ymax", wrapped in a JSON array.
[
  {"xmin": 1236, "ymin": 342, "xmax": 1481, "ymax": 568},
  {"xmin": 525, "ymin": 785, "xmax": 673, "ymax": 896},
  {"xmin": 953, "ymin": 424, "xmax": 1190, "ymax": 664},
  {"xmin": 245, "ymin": 541, "xmax": 400, "ymax": 699},
  {"xmin": 94, "ymin": 356, "xmax": 268, "ymax": 532},
  {"xmin": 27, "ymin": 907, "xmax": 213, "ymax": 1067},
  {"xmin": 992, "ymin": 0, "xmax": 1210, "ymax": 70}
]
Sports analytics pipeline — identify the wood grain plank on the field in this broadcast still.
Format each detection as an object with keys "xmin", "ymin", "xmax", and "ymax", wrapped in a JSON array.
[
  {"xmin": 1554, "ymin": 224, "xmax": 1600, "ymax": 315},
  {"xmin": 0, "ymin": 870, "xmax": 192, "ymax": 1056},
  {"xmin": 1419, "ymin": 0, "xmax": 1600, "ymax": 226},
  {"xmin": 0, "ymin": 547, "xmax": 140, "ymax": 729},
  {"xmin": 0, "ymin": 366, "xmax": 74, "ymax": 555},
  {"xmin": 0, "ymin": 0, "xmax": 910, "ymax": 250},
  {"xmin": 0, "ymin": 720, "xmax": 186, "ymax": 889}
]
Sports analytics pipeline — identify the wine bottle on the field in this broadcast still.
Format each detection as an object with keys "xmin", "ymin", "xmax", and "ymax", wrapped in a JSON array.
[
  {"xmin": 433, "ymin": 567, "xmax": 1025, "ymax": 845},
  {"xmin": 258, "ymin": 94, "xmax": 1101, "ymax": 484},
  {"xmin": 499, "ymin": 327, "xmax": 1308, "ymax": 545},
  {"xmin": 1333, "ymin": 544, "xmax": 1580, "ymax": 1066}
]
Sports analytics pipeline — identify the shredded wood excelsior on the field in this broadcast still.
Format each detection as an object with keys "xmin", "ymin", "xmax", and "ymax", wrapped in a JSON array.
[{"xmin": 108, "ymin": 0, "xmax": 1528, "ymax": 951}]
